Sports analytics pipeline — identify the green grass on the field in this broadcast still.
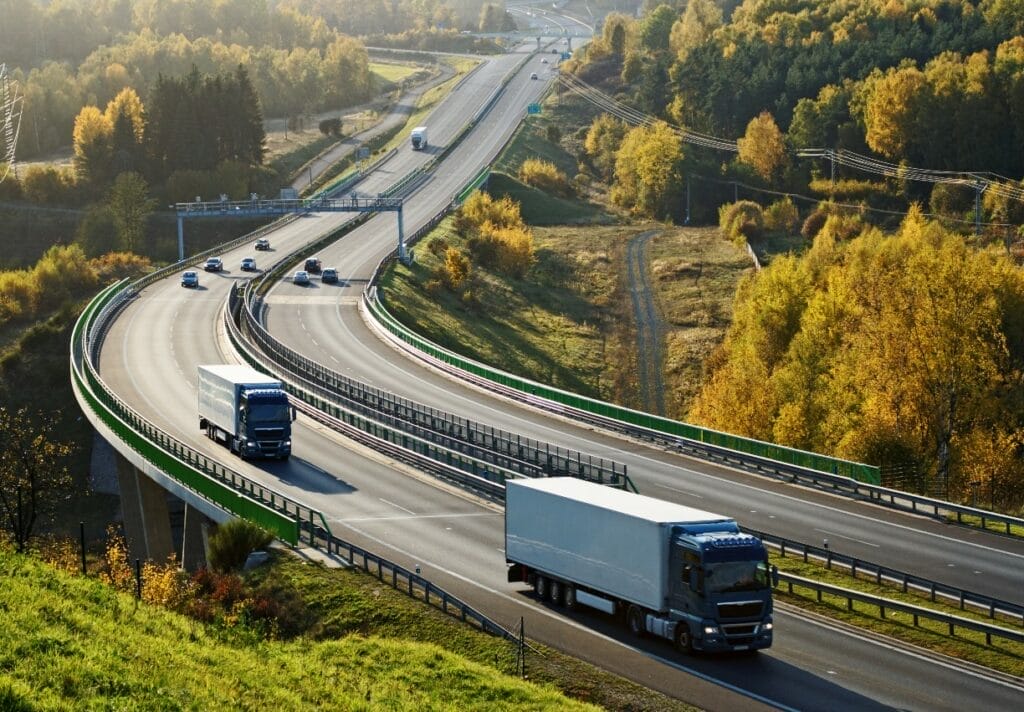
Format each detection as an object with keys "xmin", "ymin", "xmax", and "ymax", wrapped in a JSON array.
[
  {"xmin": 383, "ymin": 219, "xmax": 653, "ymax": 405},
  {"xmin": 370, "ymin": 61, "xmax": 422, "ymax": 85},
  {"xmin": 648, "ymin": 228, "xmax": 753, "ymax": 418},
  {"xmin": 0, "ymin": 546, "xmax": 632, "ymax": 711},
  {"xmin": 771, "ymin": 553, "xmax": 1024, "ymax": 677},
  {"xmin": 247, "ymin": 555, "xmax": 695, "ymax": 711},
  {"xmin": 487, "ymin": 173, "xmax": 606, "ymax": 225}
]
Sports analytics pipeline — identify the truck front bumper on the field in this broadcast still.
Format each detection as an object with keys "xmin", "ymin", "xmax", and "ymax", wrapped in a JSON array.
[{"xmin": 697, "ymin": 621, "xmax": 773, "ymax": 652}]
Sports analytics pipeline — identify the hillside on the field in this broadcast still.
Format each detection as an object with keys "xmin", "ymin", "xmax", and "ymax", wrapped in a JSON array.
[{"xmin": 0, "ymin": 547, "xmax": 596, "ymax": 711}]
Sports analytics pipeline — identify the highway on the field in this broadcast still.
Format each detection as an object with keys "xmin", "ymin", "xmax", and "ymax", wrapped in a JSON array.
[{"xmin": 97, "ymin": 29, "xmax": 1024, "ymax": 711}]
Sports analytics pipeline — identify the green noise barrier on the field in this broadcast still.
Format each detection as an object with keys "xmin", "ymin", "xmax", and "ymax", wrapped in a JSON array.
[{"xmin": 366, "ymin": 295, "xmax": 880, "ymax": 485}]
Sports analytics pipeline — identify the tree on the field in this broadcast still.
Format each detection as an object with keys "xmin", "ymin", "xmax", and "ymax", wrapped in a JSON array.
[
  {"xmin": 611, "ymin": 121, "xmax": 684, "ymax": 219},
  {"xmin": 76, "ymin": 204, "xmax": 121, "ymax": 257},
  {"xmin": 442, "ymin": 247, "xmax": 470, "ymax": 290},
  {"xmin": 737, "ymin": 111, "xmax": 788, "ymax": 182},
  {"xmin": 0, "ymin": 407, "xmax": 75, "ymax": 552},
  {"xmin": 640, "ymin": 5, "xmax": 677, "ymax": 54},
  {"xmin": 107, "ymin": 172, "xmax": 157, "ymax": 253},
  {"xmin": 669, "ymin": 0, "xmax": 722, "ymax": 62},
  {"xmin": 72, "ymin": 105, "xmax": 113, "ymax": 187},
  {"xmin": 862, "ymin": 65, "xmax": 928, "ymax": 159}
]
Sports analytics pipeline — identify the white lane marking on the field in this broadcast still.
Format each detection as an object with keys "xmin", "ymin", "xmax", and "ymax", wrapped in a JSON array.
[
  {"xmin": 336, "ymin": 520, "xmax": 801, "ymax": 712},
  {"xmin": 653, "ymin": 483, "xmax": 703, "ymax": 498},
  {"xmin": 379, "ymin": 498, "xmax": 416, "ymax": 516},
  {"xmin": 347, "ymin": 317, "xmax": 1024, "ymax": 562},
  {"xmin": 791, "ymin": 608, "xmax": 1024, "ymax": 694},
  {"xmin": 814, "ymin": 528, "xmax": 880, "ymax": 548},
  {"xmin": 333, "ymin": 512, "xmax": 500, "ymax": 523}
]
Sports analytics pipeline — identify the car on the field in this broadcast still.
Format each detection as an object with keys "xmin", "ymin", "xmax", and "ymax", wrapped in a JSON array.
[
  {"xmin": 541, "ymin": 58, "xmax": 548, "ymax": 64},
  {"xmin": 181, "ymin": 271, "xmax": 199, "ymax": 288},
  {"xmin": 550, "ymin": 48, "xmax": 558, "ymax": 54},
  {"xmin": 293, "ymin": 270, "xmax": 310, "ymax": 285},
  {"xmin": 203, "ymin": 257, "xmax": 223, "ymax": 272},
  {"xmin": 240, "ymin": 257, "xmax": 257, "ymax": 271},
  {"xmin": 304, "ymin": 257, "xmax": 322, "ymax": 273},
  {"xmin": 321, "ymin": 268, "xmax": 338, "ymax": 284},
  {"xmin": 530, "ymin": 72, "xmax": 538, "ymax": 80},
  {"xmin": 255, "ymin": 238, "xmax": 270, "ymax": 251}
]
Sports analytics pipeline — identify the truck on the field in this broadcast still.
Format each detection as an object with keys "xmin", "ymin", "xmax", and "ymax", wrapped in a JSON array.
[
  {"xmin": 410, "ymin": 126, "xmax": 428, "ymax": 150},
  {"xmin": 505, "ymin": 478, "xmax": 774, "ymax": 653},
  {"xmin": 197, "ymin": 365, "xmax": 295, "ymax": 459}
]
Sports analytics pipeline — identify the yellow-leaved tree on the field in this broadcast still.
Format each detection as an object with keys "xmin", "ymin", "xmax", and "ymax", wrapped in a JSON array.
[
  {"xmin": 691, "ymin": 205, "xmax": 1024, "ymax": 506},
  {"xmin": 737, "ymin": 111, "xmax": 788, "ymax": 182},
  {"xmin": 611, "ymin": 121, "xmax": 684, "ymax": 220},
  {"xmin": 72, "ymin": 105, "xmax": 113, "ymax": 186}
]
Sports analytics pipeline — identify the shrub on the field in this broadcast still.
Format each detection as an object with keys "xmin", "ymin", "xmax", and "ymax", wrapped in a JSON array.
[
  {"xmin": 207, "ymin": 519, "xmax": 273, "ymax": 573},
  {"xmin": 440, "ymin": 247, "xmax": 470, "ymax": 290},
  {"xmin": 801, "ymin": 208, "xmax": 829, "ymax": 241},
  {"xmin": 427, "ymin": 236, "xmax": 449, "ymax": 257},
  {"xmin": 718, "ymin": 200, "xmax": 764, "ymax": 245},
  {"xmin": 319, "ymin": 118, "xmax": 342, "ymax": 136},
  {"xmin": 518, "ymin": 158, "xmax": 572, "ymax": 197},
  {"xmin": 20, "ymin": 166, "xmax": 77, "ymax": 205},
  {"xmin": 764, "ymin": 197, "xmax": 799, "ymax": 234}
]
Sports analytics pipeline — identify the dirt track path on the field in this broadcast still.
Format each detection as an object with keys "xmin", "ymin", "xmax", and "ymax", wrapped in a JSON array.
[{"xmin": 625, "ymin": 229, "xmax": 665, "ymax": 415}]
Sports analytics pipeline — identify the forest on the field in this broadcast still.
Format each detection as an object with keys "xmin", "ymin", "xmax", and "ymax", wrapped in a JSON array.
[
  {"xmin": 563, "ymin": 0, "xmax": 1024, "ymax": 508},
  {"xmin": 0, "ymin": 0, "xmax": 511, "ymax": 162}
]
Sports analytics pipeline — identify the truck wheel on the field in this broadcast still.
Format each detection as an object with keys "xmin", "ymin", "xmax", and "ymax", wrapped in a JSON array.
[
  {"xmin": 674, "ymin": 625, "xmax": 693, "ymax": 654},
  {"xmin": 549, "ymin": 579, "xmax": 563, "ymax": 606},
  {"xmin": 627, "ymin": 605, "xmax": 647, "ymax": 638},
  {"xmin": 534, "ymin": 575, "xmax": 549, "ymax": 601},
  {"xmin": 564, "ymin": 585, "xmax": 577, "ymax": 610}
]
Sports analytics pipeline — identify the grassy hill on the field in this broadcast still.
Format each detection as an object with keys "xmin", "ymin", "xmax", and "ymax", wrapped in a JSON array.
[{"xmin": 0, "ymin": 547, "xmax": 597, "ymax": 711}]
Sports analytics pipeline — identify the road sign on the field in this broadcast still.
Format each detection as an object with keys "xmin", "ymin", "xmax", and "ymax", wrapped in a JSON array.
[
  {"xmin": 561, "ymin": 52, "xmax": 571, "ymax": 60},
  {"xmin": 527, "ymin": 103, "xmax": 542, "ymax": 115}
]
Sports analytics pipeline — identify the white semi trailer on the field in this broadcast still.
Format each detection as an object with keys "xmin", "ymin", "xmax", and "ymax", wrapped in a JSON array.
[
  {"xmin": 505, "ymin": 477, "xmax": 774, "ymax": 653},
  {"xmin": 197, "ymin": 365, "xmax": 294, "ymax": 459}
]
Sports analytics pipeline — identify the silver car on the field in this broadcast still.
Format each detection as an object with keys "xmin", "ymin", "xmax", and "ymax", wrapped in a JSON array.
[{"xmin": 293, "ymin": 270, "xmax": 310, "ymax": 285}]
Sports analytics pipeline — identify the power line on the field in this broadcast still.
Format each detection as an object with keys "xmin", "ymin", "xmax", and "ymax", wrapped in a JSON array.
[{"xmin": 557, "ymin": 73, "xmax": 1024, "ymax": 203}]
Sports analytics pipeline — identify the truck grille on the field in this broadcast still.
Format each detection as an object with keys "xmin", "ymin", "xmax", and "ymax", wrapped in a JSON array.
[{"xmin": 718, "ymin": 601, "xmax": 764, "ymax": 619}]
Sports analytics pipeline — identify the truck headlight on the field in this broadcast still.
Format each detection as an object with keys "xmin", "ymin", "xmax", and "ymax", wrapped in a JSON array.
[
  {"xmin": 247, "ymin": 440, "xmax": 256, "ymax": 447},
  {"xmin": 703, "ymin": 625, "xmax": 719, "ymax": 635},
  {"xmin": 761, "ymin": 622, "xmax": 773, "ymax": 631}
]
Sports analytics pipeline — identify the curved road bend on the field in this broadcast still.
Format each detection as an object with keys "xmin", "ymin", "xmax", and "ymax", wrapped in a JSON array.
[{"xmin": 100, "ymin": 47, "xmax": 1024, "ymax": 710}]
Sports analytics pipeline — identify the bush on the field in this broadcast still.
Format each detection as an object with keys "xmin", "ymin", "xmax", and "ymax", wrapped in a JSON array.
[
  {"xmin": 801, "ymin": 208, "xmax": 829, "ymax": 241},
  {"xmin": 318, "ymin": 118, "xmax": 342, "ymax": 136},
  {"xmin": 764, "ymin": 197, "xmax": 799, "ymax": 234},
  {"xmin": 427, "ymin": 236, "xmax": 449, "ymax": 257},
  {"xmin": 207, "ymin": 519, "xmax": 273, "ymax": 573},
  {"xmin": 718, "ymin": 200, "xmax": 764, "ymax": 245},
  {"xmin": 518, "ymin": 158, "xmax": 572, "ymax": 197},
  {"xmin": 20, "ymin": 166, "xmax": 77, "ymax": 205}
]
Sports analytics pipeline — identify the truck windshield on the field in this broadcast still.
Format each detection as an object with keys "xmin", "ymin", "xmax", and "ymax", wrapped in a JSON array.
[
  {"xmin": 248, "ymin": 404, "xmax": 290, "ymax": 423},
  {"xmin": 705, "ymin": 560, "xmax": 769, "ymax": 593}
]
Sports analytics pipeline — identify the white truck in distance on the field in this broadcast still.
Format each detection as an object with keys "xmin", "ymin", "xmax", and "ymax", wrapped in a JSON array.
[
  {"xmin": 505, "ymin": 478, "xmax": 774, "ymax": 653},
  {"xmin": 410, "ymin": 126, "xmax": 428, "ymax": 150},
  {"xmin": 197, "ymin": 365, "xmax": 294, "ymax": 459}
]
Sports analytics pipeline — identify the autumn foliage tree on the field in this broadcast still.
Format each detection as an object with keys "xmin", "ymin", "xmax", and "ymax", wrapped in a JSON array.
[
  {"xmin": 692, "ymin": 207, "xmax": 1024, "ymax": 507},
  {"xmin": 610, "ymin": 120, "xmax": 684, "ymax": 220},
  {"xmin": 0, "ymin": 407, "xmax": 76, "ymax": 552},
  {"xmin": 737, "ymin": 111, "xmax": 788, "ymax": 182}
]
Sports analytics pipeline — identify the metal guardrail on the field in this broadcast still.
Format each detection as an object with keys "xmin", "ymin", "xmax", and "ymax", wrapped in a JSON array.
[
  {"xmin": 776, "ymin": 572, "xmax": 1024, "ymax": 647},
  {"xmin": 749, "ymin": 529, "xmax": 1024, "ymax": 625},
  {"xmin": 363, "ymin": 289, "xmax": 1024, "ymax": 538},
  {"xmin": 320, "ymin": 527, "xmax": 518, "ymax": 642},
  {"xmin": 72, "ymin": 282, "xmax": 318, "ymax": 544},
  {"xmin": 235, "ymin": 280, "xmax": 629, "ymax": 488}
]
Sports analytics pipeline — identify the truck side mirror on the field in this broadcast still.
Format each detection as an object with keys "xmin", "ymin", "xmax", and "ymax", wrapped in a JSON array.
[
  {"xmin": 771, "ymin": 565, "xmax": 779, "ymax": 588},
  {"xmin": 291, "ymin": 406, "xmax": 297, "ymax": 422}
]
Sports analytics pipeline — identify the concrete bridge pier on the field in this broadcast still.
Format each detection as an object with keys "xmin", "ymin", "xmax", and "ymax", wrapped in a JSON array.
[
  {"xmin": 116, "ymin": 455, "xmax": 174, "ymax": 563},
  {"xmin": 181, "ymin": 503, "xmax": 211, "ymax": 571}
]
